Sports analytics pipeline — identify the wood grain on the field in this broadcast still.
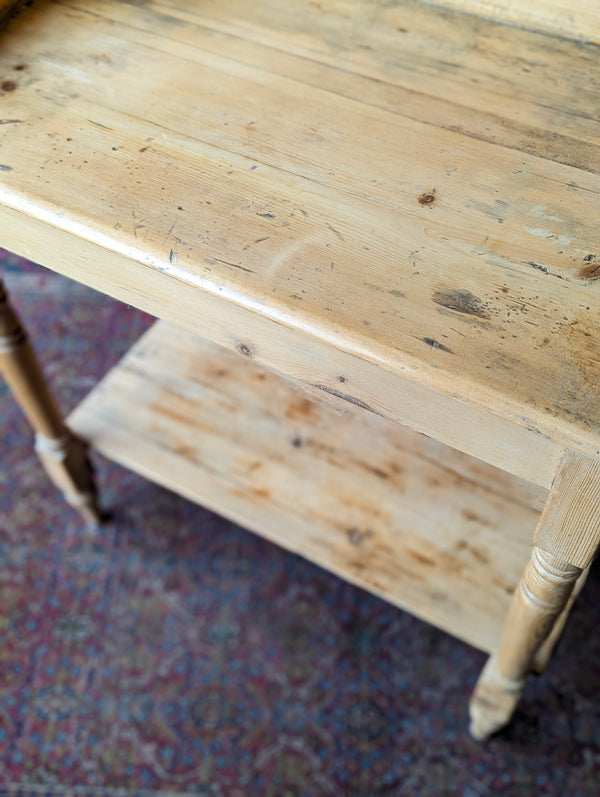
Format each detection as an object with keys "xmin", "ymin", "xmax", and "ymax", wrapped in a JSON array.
[
  {"xmin": 423, "ymin": 1, "xmax": 600, "ymax": 44},
  {"xmin": 0, "ymin": 201, "xmax": 565, "ymax": 489},
  {"xmin": 1, "ymin": 0, "xmax": 599, "ymax": 470},
  {"xmin": 534, "ymin": 450, "xmax": 600, "ymax": 569},
  {"xmin": 68, "ymin": 321, "xmax": 544, "ymax": 653}
]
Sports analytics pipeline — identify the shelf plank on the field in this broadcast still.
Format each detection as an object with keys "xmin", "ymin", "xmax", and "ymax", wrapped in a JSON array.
[{"xmin": 68, "ymin": 322, "xmax": 545, "ymax": 653}]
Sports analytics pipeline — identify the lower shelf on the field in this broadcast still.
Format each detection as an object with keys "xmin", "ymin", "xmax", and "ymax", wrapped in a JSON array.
[{"xmin": 68, "ymin": 321, "xmax": 546, "ymax": 653}]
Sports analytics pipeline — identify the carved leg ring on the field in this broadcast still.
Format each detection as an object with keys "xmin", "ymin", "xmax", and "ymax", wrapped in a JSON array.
[
  {"xmin": 469, "ymin": 546, "xmax": 581, "ymax": 740},
  {"xmin": 0, "ymin": 279, "xmax": 101, "ymax": 524}
]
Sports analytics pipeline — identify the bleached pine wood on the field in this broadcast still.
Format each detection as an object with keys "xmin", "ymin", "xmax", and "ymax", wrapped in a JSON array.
[
  {"xmin": 0, "ymin": 279, "xmax": 100, "ymax": 523},
  {"xmin": 423, "ymin": 1, "xmax": 600, "ymax": 44},
  {"xmin": 0, "ymin": 0, "xmax": 599, "ymax": 480},
  {"xmin": 532, "ymin": 565, "xmax": 590, "ymax": 674},
  {"xmin": 470, "ymin": 549, "xmax": 581, "ymax": 739},
  {"xmin": 1, "ymin": 0, "xmax": 599, "ymax": 735},
  {"xmin": 68, "ymin": 321, "xmax": 544, "ymax": 654},
  {"xmin": 469, "ymin": 450, "xmax": 600, "ymax": 739},
  {"xmin": 534, "ymin": 451, "xmax": 600, "ymax": 568}
]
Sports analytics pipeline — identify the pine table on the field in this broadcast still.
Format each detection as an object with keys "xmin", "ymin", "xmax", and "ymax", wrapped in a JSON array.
[{"xmin": 1, "ymin": 0, "xmax": 599, "ymax": 738}]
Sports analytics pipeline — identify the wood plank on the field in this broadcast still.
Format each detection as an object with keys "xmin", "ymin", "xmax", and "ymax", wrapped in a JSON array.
[
  {"xmin": 1, "ymin": 0, "xmax": 599, "ymax": 468},
  {"xmin": 423, "ymin": 1, "xmax": 600, "ymax": 44},
  {"xmin": 133, "ymin": 0, "xmax": 600, "ymax": 162},
  {"xmin": 68, "ymin": 322, "xmax": 546, "ymax": 653}
]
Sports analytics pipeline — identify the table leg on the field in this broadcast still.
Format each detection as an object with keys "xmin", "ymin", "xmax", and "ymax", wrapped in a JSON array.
[
  {"xmin": 469, "ymin": 450, "xmax": 600, "ymax": 740},
  {"xmin": 0, "ymin": 278, "xmax": 101, "ymax": 525},
  {"xmin": 532, "ymin": 564, "xmax": 590, "ymax": 674}
]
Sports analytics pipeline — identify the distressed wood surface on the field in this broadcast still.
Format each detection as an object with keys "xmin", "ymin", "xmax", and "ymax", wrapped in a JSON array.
[
  {"xmin": 1, "ymin": 0, "xmax": 600, "ymax": 473},
  {"xmin": 424, "ymin": 1, "xmax": 600, "ymax": 44},
  {"xmin": 68, "ymin": 321, "xmax": 544, "ymax": 653}
]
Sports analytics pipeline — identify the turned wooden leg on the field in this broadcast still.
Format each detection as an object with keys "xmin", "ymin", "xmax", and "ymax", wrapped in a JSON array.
[
  {"xmin": 470, "ymin": 548, "xmax": 581, "ymax": 739},
  {"xmin": 0, "ymin": 278, "xmax": 101, "ymax": 524},
  {"xmin": 470, "ymin": 450, "xmax": 600, "ymax": 740},
  {"xmin": 531, "ymin": 565, "xmax": 590, "ymax": 674}
]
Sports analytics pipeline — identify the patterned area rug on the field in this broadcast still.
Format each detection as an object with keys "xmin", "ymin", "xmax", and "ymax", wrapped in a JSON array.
[{"xmin": 1, "ymin": 251, "xmax": 599, "ymax": 796}]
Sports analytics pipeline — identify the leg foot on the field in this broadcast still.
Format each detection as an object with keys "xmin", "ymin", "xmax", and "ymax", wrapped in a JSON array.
[
  {"xmin": 470, "ymin": 450, "xmax": 600, "ymax": 740},
  {"xmin": 469, "ymin": 547, "xmax": 580, "ymax": 739},
  {"xmin": 1, "ymin": 277, "xmax": 102, "ymax": 524},
  {"xmin": 469, "ymin": 655, "xmax": 525, "ymax": 740},
  {"xmin": 35, "ymin": 431, "xmax": 102, "ymax": 525}
]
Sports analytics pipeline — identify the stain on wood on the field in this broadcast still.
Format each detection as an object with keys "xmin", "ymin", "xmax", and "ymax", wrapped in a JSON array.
[
  {"xmin": 313, "ymin": 384, "xmax": 379, "ymax": 414},
  {"xmin": 236, "ymin": 341, "xmax": 254, "ymax": 358},
  {"xmin": 347, "ymin": 528, "xmax": 373, "ymax": 547},
  {"xmin": 432, "ymin": 289, "xmax": 491, "ymax": 319},
  {"xmin": 580, "ymin": 262, "xmax": 600, "ymax": 281},
  {"xmin": 423, "ymin": 337, "xmax": 453, "ymax": 353}
]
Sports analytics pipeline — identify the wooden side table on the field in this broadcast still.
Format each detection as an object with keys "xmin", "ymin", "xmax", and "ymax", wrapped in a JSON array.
[{"xmin": 1, "ymin": 0, "xmax": 599, "ymax": 739}]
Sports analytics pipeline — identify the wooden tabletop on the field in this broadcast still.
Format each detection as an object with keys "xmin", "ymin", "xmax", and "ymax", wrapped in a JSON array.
[{"xmin": 1, "ymin": 0, "xmax": 599, "ymax": 479}]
